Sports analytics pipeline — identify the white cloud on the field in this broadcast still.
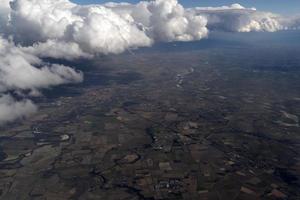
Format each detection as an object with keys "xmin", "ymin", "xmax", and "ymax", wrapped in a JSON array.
[
  {"xmin": 0, "ymin": 36, "xmax": 83, "ymax": 124},
  {"xmin": 192, "ymin": 3, "xmax": 250, "ymax": 11},
  {"xmin": 0, "ymin": 37, "xmax": 83, "ymax": 92},
  {"xmin": 104, "ymin": 0, "xmax": 209, "ymax": 42},
  {"xmin": 1, "ymin": 1, "xmax": 296, "ymax": 57},
  {"xmin": 3, "ymin": 0, "xmax": 209, "ymax": 57},
  {"xmin": 69, "ymin": 5, "xmax": 153, "ymax": 54},
  {"xmin": 0, "ymin": 94, "xmax": 37, "ymax": 125},
  {"xmin": 23, "ymin": 40, "xmax": 93, "ymax": 60},
  {"xmin": 7, "ymin": 0, "xmax": 153, "ymax": 55},
  {"xmin": 146, "ymin": 0, "xmax": 208, "ymax": 41},
  {"xmin": 188, "ymin": 4, "xmax": 283, "ymax": 32}
]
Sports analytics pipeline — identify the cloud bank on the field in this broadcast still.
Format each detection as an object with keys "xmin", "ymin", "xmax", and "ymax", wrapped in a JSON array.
[
  {"xmin": 188, "ymin": 4, "xmax": 283, "ymax": 32},
  {"xmin": 0, "ymin": 0, "xmax": 298, "ymax": 124}
]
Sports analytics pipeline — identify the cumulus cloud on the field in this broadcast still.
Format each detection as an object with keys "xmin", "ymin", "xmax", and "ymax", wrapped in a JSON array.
[
  {"xmin": 0, "ymin": 37, "xmax": 83, "ymax": 92},
  {"xmin": 103, "ymin": 0, "xmax": 209, "ymax": 42},
  {"xmin": 2, "ymin": 0, "xmax": 210, "ymax": 57},
  {"xmin": 7, "ymin": 0, "xmax": 153, "ymax": 55},
  {"xmin": 0, "ymin": 94, "xmax": 37, "ymax": 125},
  {"xmin": 23, "ymin": 40, "xmax": 93, "ymax": 60},
  {"xmin": 0, "ymin": 0, "xmax": 297, "ymax": 124},
  {"xmin": 146, "ymin": 0, "xmax": 208, "ymax": 41},
  {"xmin": 2, "ymin": 0, "xmax": 295, "ymax": 58},
  {"xmin": 0, "ymin": 36, "xmax": 83, "ymax": 124},
  {"xmin": 188, "ymin": 4, "xmax": 283, "ymax": 32}
]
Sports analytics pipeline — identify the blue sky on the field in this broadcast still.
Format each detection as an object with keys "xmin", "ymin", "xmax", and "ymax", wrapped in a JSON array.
[{"xmin": 72, "ymin": 0, "xmax": 300, "ymax": 15}]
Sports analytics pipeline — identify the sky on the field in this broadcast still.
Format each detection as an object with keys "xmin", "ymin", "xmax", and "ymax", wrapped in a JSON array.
[{"xmin": 72, "ymin": 0, "xmax": 300, "ymax": 15}]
